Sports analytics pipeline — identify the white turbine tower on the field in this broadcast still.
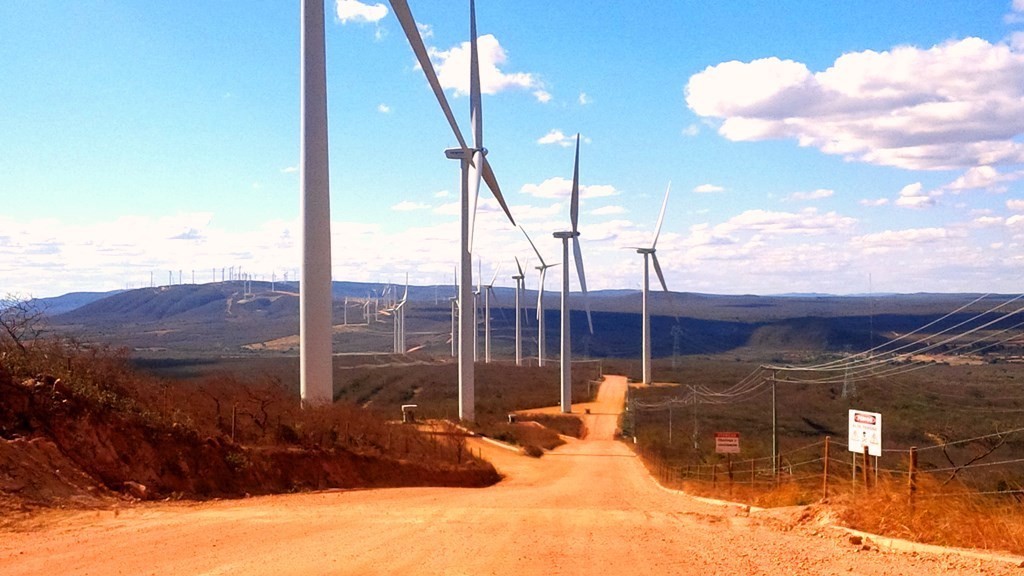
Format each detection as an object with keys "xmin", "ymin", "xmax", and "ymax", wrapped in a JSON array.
[
  {"xmin": 633, "ymin": 183, "xmax": 673, "ymax": 385},
  {"xmin": 299, "ymin": 0, "xmax": 333, "ymax": 405},
  {"xmin": 511, "ymin": 257, "xmax": 525, "ymax": 366},
  {"xmin": 553, "ymin": 134, "xmax": 593, "ymax": 413},
  {"xmin": 390, "ymin": 0, "xmax": 516, "ymax": 422},
  {"xmin": 521, "ymin": 227, "xmax": 556, "ymax": 367}
]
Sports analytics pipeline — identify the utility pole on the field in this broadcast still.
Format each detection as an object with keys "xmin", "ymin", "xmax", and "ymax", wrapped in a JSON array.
[{"xmin": 771, "ymin": 369, "xmax": 778, "ymax": 477}]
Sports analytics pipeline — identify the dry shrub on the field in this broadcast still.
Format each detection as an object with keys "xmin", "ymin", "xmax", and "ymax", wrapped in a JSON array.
[
  {"xmin": 839, "ymin": 474, "xmax": 1024, "ymax": 555},
  {"xmin": 517, "ymin": 413, "xmax": 585, "ymax": 438}
]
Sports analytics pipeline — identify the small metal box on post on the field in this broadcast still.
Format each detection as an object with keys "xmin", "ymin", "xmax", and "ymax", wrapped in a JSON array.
[{"xmin": 401, "ymin": 404, "xmax": 417, "ymax": 424}]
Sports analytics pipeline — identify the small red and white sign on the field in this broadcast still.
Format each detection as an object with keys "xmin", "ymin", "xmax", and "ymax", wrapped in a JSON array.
[
  {"xmin": 715, "ymin": 431, "xmax": 740, "ymax": 454},
  {"xmin": 848, "ymin": 409, "xmax": 882, "ymax": 457}
]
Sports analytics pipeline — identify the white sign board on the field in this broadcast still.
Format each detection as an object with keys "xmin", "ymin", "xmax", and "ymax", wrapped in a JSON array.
[
  {"xmin": 848, "ymin": 409, "xmax": 882, "ymax": 457},
  {"xmin": 715, "ymin": 432, "xmax": 740, "ymax": 454}
]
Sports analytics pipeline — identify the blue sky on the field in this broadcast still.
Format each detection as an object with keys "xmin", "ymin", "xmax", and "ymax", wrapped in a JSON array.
[{"xmin": 3, "ymin": 1, "xmax": 1024, "ymax": 298}]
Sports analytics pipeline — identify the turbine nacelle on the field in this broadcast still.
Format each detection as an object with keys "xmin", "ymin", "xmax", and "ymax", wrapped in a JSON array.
[{"xmin": 444, "ymin": 147, "xmax": 487, "ymax": 161}]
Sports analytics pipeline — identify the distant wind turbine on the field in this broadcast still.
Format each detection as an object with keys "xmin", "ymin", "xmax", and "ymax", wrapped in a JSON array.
[
  {"xmin": 521, "ymin": 226, "xmax": 557, "ymax": 367},
  {"xmin": 299, "ymin": 0, "xmax": 333, "ymax": 405},
  {"xmin": 511, "ymin": 257, "xmax": 526, "ymax": 366},
  {"xmin": 389, "ymin": 0, "xmax": 517, "ymax": 421},
  {"xmin": 553, "ymin": 134, "xmax": 593, "ymax": 413},
  {"xmin": 481, "ymin": 262, "xmax": 501, "ymax": 363},
  {"xmin": 631, "ymin": 183, "xmax": 672, "ymax": 385}
]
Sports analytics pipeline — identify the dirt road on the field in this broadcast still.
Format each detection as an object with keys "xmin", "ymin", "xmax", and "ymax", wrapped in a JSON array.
[{"xmin": 1, "ymin": 376, "xmax": 1018, "ymax": 575}]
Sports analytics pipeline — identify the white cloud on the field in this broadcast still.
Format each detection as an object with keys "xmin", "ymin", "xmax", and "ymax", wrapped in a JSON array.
[
  {"xmin": 434, "ymin": 190, "xmax": 451, "ymax": 198},
  {"xmin": 280, "ymin": 166, "xmax": 298, "ymax": 174},
  {"xmin": 859, "ymin": 198, "xmax": 889, "ymax": 207},
  {"xmin": 416, "ymin": 23, "xmax": 433, "ymax": 39},
  {"xmin": 431, "ymin": 34, "xmax": 547, "ymax": 102},
  {"xmin": 537, "ymin": 129, "xmax": 577, "ymax": 147},
  {"xmin": 1006, "ymin": 0, "xmax": 1024, "ymax": 23},
  {"xmin": 377, "ymin": 103, "xmax": 391, "ymax": 114},
  {"xmin": 942, "ymin": 165, "xmax": 1024, "ymax": 194},
  {"xmin": 520, "ymin": 177, "xmax": 619, "ymax": 199},
  {"xmin": 682, "ymin": 124, "xmax": 700, "ymax": 137},
  {"xmin": 591, "ymin": 205, "xmax": 626, "ymax": 216},
  {"xmin": 578, "ymin": 92, "xmax": 591, "ymax": 105},
  {"xmin": 335, "ymin": 0, "xmax": 388, "ymax": 24},
  {"xmin": 391, "ymin": 201, "xmax": 430, "ymax": 212},
  {"xmin": 1009, "ymin": 199, "xmax": 1024, "ymax": 211},
  {"xmin": 693, "ymin": 184, "xmax": 725, "ymax": 193},
  {"xmin": 852, "ymin": 227, "xmax": 960, "ymax": 253},
  {"xmin": 686, "ymin": 38, "xmax": 1024, "ymax": 170},
  {"xmin": 787, "ymin": 188, "xmax": 834, "ymax": 201},
  {"xmin": 894, "ymin": 182, "xmax": 936, "ymax": 209}
]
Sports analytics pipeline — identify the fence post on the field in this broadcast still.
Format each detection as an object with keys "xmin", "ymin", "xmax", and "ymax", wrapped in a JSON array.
[
  {"xmin": 863, "ymin": 446, "xmax": 871, "ymax": 490},
  {"xmin": 727, "ymin": 455, "xmax": 734, "ymax": 495},
  {"xmin": 712, "ymin": 462, "xmax": 717, "ymax": 487},
  {"xmin": 908, "ymin": 446, "xmax": 918, "ymax": 510},
  {"xmin": 823, "ymin": 436, "xmax": 830, "ymax": 501}
]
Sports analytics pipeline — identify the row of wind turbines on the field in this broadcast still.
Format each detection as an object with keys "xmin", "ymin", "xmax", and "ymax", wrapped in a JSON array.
[{"xmin": 298, "ymin": 0, "xmax": 674, "ymax": 421}]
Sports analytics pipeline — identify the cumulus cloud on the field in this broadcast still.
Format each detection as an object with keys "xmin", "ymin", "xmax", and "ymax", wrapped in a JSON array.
[
  {"xmin": 894, "ymin": 182, "xmax": 936, "ymax": 209},
  {"xmin": 693, "ymin": 184, "xmax": 725, "ymax": 193},
  {"xmin": 377, "ymin": 103, "xmax": 391, "ymax": 114},
  {"xmin": 335, "ymin": 0, "xmax": 387, "ymax": 24},
  {"xmin": 859, "ymin": 198, "xmax": 889, "ymax": 207},
  {"xmin": 787, "ymin": 189, "xmax": 834, "ymax": 201},
  {"xmin": 537, "ymin": 129, "xmax": 577, "ymax": 147},
  {"xmin": 520, "ymin": 177, "xmax": 619, "ymax": 199},
  {"xmin": 391, "ymin": 201, "xmax": 430, "ymax": 212},
  {"xmin": 682, "ymin": 124, "xmax": 700, "ymax": 137},
  {"xmin": 852, "ymin": 227, "xmax": 960, "ymax": 253},
  {"xmin": 431, "ymin": 34, "xmax": 548, "ymax": 102},
  {"xmin": 591, "ymin": 205, "xmax": 626, "ymax": 216},
  {"xmin": 578, "ymin": 92, "xmax": 591, "ymax": 105},
  {"xmin": 943, "ymin": 165, "xmax": 1022, "ymax": 192},
  {"xmin": 1009, "ymin": 199, "xmax": 1024, "ymax": 211},
  {"xmin": 685, "ymin": 38, "xmax": 1024, "ymax": 170}
]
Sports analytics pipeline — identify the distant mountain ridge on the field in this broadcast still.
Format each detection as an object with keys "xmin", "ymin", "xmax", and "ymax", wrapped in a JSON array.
[{"xmin": 39, "ymin": 282, "xmax": 1021, "ymax": 358}]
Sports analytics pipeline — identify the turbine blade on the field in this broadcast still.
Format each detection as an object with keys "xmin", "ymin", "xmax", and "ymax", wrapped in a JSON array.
[
  {"xmin": 489, "ymin": 262, "xmax": 501, "ymax": 286},
  {"xmin": 388, "ymin": 0, "xmax": 468, "ymax": 150},
  {"xmin": 572, "ymin": 237, "xmax": 588, "ymax": 295},
  {"xmin": 572, "ymin": 236, "xmax": 593, "ymax": 335},
  {"xmin": 468, "ymin": 150, "xmax": 483, "ymax": 252},
  {"xmin": 570, "ymin": 133, "xmax": 580, "ymax": 233},
  {"xmin": 482, "ymin": 156, "xmax": 515, "ymax": 225},
  {"xmin": 515, "ymin": 256, "xmax": 524, "ymax": 278},
  {"xmin": 652, "ymin": 252, "xmax": 669, "ymax": 292},
  {"xmin": 651, "ymin": 181, "xmax": 672, "ymax": 249},
  {"xmin": 537, "ymin": 267, "xmax": 546, "ymax": 319},
  {"xmin": 520, "ymin": 226, "xmax": 545, "ymax": 266},
  {"xmin": 469, "ymin": 0, "xmax": 482, "ymax": 149}
]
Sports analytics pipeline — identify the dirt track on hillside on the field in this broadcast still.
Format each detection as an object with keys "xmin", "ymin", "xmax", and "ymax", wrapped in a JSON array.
[{"xmin": 1, "ymin": 376, "xmax": 1020, "ymax": 575}]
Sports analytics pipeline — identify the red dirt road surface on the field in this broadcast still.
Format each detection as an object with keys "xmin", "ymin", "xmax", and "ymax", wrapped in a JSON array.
[{"xmin": 1, "ymin": 376, "xmax": 1020, "ymax": 575}]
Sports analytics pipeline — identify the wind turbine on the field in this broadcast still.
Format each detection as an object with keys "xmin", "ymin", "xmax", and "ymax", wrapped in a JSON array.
[
  {"xmin": 552, "ymin": 134, "xmax": 593, "ymax": 413},
  {"xmin": 299, "ymin": 0, "xmax": 333, "ymax": 406},
  {"xmin": 390, "ymin": 0, "xmax": 516, "ymax": 421},
  {"xmin": 393, "ymin": 278, "xmax": 409, "ymax": 354},
  {"xmin": 632, "ymin": 183, "xmax": 672, "ymax": 385},
  {"xmin": 522, "ymin": 226, "xmax": 556, "ymax": 367},
  {"xmin": 481, "ymin": 263, "xmax": 501, "ymax": 363},
  {"xmin": 511, "ymin": 257, "xmax": 525, "ymax": 366}
]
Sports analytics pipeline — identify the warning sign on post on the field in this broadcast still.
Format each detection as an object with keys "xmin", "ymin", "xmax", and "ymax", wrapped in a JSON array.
[
  {"xmin": 715, "ymin": 432, "xmax": 740, "ymax": 454},
  {"xmin": 848, "ymin": 409, "xmax": 882, "ymax": 457}
]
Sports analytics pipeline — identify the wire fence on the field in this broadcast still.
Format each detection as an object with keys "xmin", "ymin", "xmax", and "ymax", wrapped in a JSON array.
[{"xmin": 638, "ymin": 429, "xmax": 1024, "ymax": 505}]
